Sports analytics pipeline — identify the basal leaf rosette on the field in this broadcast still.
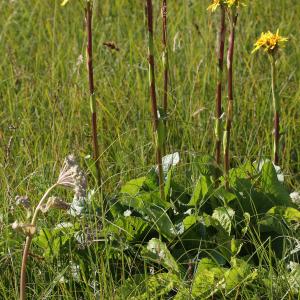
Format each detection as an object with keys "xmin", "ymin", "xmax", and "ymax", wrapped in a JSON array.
[{"xmin": 252, "ymin": 30, "xmax": 288, "ymax": 56}]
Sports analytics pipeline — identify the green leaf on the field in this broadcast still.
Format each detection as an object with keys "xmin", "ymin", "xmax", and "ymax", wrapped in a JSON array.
[
  {"xmin": 188, "ymin": 176, "xmax": 210, "ymax": 206},
  {"xmin": 121, "ymin": 177, "xmax": 147, "ymax": 195},
  {"xmin": 261, "ymin": 161, "xmax": 290, "ymax": 204},
  {"xmin": 192, "ymin": 258, "xmax": 225, "ymax": 297},
  {"xmin": 116, "ymin": 273, "xmax": 179, "ymax": 300},
  {"xmin": 212, "ymin": 207, "xmax": 235, "ymax": 235},
  {"xmin": 183, "ymin": 215, "xmax": 199, "ymax": 230},
  {"xmin": 230, "ymin": 238, "xmax": 243, "ymax": 256},
  {"xmin": 215, "ymin": 188, "xmax": 236, "ymax": 205},
  {"xmin": 110, "ymin": 216, "xmax": 149, "ymax": 242},
  {"xmin": 145, "ymin": 206, "xmax": 176, "ymax": 240},
  {"xmin": 224, "ymin": 258, "xmax": 257, "ymax": 292},
  {"xmin": 142, "ymin": 238, "xmax": 180, "ymax": 274},
  {"xmin": 267, "ymin": 206, "xmax": 300, "ymax": 223}
]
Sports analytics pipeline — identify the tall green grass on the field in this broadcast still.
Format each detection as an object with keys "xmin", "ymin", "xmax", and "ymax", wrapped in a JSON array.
[{"xmin": 0, "ymin": 0, "xmax": 300, "ymax": 299}]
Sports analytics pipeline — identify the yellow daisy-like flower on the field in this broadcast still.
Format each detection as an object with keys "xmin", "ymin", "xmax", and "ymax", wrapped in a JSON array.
[
  {"xmin": 207, "ymin": 0, "xmax": 223, "ymax": 11},
  {"xmin": 252, "ymin": 30, "xmax": 288, "ymax": 55},
  {"xmin": 207, "ymin": 0, "xmax": 244, "ymax": 12},
  {"xmin": 226, "ymin": 0, "xmax": 244, "ymax": 8}
]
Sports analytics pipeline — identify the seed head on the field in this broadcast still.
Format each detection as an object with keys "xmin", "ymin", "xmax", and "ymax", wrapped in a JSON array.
[
  {"xmin": 15, "ymin": 195, "xmax": 31, "ymax": 209},
  {"xmin": 57, "ymin": 155, "xmax": 87, "ymax": 198},
  {"xmin": 12, "ymin": 221, "xmax": 36, "ymax": 236},
  {"xmin": 40, "ymin": 196, "xmax": 71, "ymax": 213}
]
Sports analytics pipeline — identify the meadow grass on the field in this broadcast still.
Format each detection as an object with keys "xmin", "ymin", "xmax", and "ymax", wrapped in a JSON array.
[{"xmin": 0, "ymin": 0, "xmax": 300, "ymax": 299}]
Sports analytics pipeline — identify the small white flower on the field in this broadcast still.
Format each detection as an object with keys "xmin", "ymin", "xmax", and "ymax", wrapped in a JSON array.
[
  {"xmin": 123, "ymin": 209, "xmax": 132, "ymax": 217},
  {"xmin": 290, "ymin": 192, "xmax": 300, "ymax": 206}
]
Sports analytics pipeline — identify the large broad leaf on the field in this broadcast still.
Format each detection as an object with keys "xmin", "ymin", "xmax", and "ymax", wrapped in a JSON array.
[
  {"xmin": 121, "ymin": 177, "xmax": 147, "ymax": 195},
  {"xmin": 212, "ymin": 207, "xmax": 235, "ymax": 236},
  {"xmin": 116, "ymin": 273, "xmax": 179, "ymax": 300},
  {"xmin": 224, "ymin": 258, "xmax": 258, "ymax": 292},
  {"xmin": 267, "ymin": 206, "xmax": 300, "ymax": 223},
  {"xmin": 142, "ymin": 238, "xmax": 180, "ymax": 274},
  {"xmin": 258, "ymin": 206, "xmax": 300, "ymax": 235},
  {"xmin": 120, "ymin": 183, "xmax": 175, "ymax": 240},
  {"xmin": 189, "ymin": 176, "xmax": 207, "ymax": 206},
  {"xmin": 145, "ymin": 205, "xmax": 177, "ymax": 240},
  {"xmin": 108, "ymin": 216, "xmax": 149, "ymax": 242},
  {"xmin": 261, "ymin": 161, "xmax": 290, "ymax": 204},
  {"xmin": 192, "ymin": 258, "xmax": 225, "ymax": 298}
]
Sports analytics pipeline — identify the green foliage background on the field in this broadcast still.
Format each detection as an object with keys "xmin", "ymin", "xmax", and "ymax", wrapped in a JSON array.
[{"xmin": 0, "ymin": 0, "xmax": 299, "ymax": 299}]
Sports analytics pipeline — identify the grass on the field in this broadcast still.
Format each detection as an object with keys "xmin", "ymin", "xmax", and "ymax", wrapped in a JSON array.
[{"xmin": 0, "ymin": 0, "xmax": 300, "ymax": 299}]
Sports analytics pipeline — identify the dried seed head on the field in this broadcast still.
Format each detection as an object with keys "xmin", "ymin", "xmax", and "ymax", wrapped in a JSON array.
[
  {"xmin": 40, "ymin": 196, "xmax": 71, "ymax": 213},
  {"xmin": 15, "ymin": 195, "xmax": 31, "ymax": 209},
  {"xmin": 12, "ymin": 221, "xmax": 36, "ymax": 236},
  {"xmin": 57, "ymin": 155, "xmax": 87, "ymax": 198}
]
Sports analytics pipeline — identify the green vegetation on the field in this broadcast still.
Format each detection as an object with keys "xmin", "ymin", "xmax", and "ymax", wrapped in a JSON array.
[{"xmin": 0, "ymin": 0, "xmax": 299, "ymax": 299}]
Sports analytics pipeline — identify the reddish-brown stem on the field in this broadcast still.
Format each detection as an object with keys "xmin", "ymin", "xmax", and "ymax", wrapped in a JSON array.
[
  {"xmin": 162, "ymin": 0, "xmax": 168, "ymax": 115},
  {"xmin": 20, "ymin": 236, "xmax": 32, "ymax": 300},
  {"xmin": 224, "ymin": 13, "xmax": 237, "ymax": 188},
  {"xmin": 146, "ymin": 0, "xmax": 165, "ymax": 201},
  {"xmin": 86, "ymin": 1, "xmax": 101, "ymax": 187},
  {"xmin": 215, "ymin": 6, "xmax": 226, "ymax": 165}
]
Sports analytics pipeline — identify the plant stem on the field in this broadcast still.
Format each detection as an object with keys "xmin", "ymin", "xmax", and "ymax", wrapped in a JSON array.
[
  {"xmin": 162, "ymin": 0, "xmax": 168, "ymax": 155},
  {"xmin": 85, "ymin": 1, "xmax": 102, "ymax": 188},
  {"xmin": 271, "ymin": 56, "xmax": 280, "ymax": 165},
  {"xmin": 215, "ymin": 6, "xmax": 226, "ymax": 166},
  {"xmin": 146, "ymin": 0, "xmax": 165, "ymax": 201},
  {"xmin": 224, "ymin": 12, "xmax": 237, "ymax": 188},
  {"xmin": 20, "ymin": 183, "xmax": 58, "ymax": 300}
]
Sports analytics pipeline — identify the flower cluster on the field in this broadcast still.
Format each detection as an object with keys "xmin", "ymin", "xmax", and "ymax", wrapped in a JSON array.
[
  {"xmin": 207, "ymin": 0, "xmax": 244, "ymax": 11},
  {"xmin": 252, "ymin": 30, "xmax": 288, "ymax": 55}
]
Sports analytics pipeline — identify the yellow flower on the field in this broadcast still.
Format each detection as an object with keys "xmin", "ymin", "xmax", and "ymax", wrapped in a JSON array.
[
  {"xmin": 226, "ymin": 0, "xmax": 244, "ymax": 8},
  {"xmin": 207, "ymin": 0, "xmax": 223, "ymax": 11},
  {"xmin": 252, "ymin": 30, "xmax": 288, "ymax": 55},
  {"xmin": 207, "ymin": 0, "xmax": 244, "ymax": 12}
]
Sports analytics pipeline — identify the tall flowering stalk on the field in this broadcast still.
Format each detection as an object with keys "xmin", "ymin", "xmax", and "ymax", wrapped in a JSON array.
[
  {"xmin": 221, "ymin": 0, "xmax": 244, "ymax": 188},
  {"xmin": 208, "ymin": 1, "xmax": 226, "ymax": 165},
  {"xmin": 162, "ymin": 0, "xmax": 168, "ymax": 155},
  {"xmin": 223, "ymin": 6, "xmax": 237, "ymax": 187},
  {"xmin": 146, "ymin": 0, "xmax": 165, "ymax": 201},
  {"xmin": 85, "ymin": 1, "xmax": 102, "ymax": 186},
  {"xmin": 18, "ymin": 156, "xmax": 86, "ymax": 300},
  {"xmin": 62, "ymin": 0, "xmax": 101, "ymax": 187},
  {"xmin": 252, "ymin": 30, "xmax": 288, "ymax": 165}
]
